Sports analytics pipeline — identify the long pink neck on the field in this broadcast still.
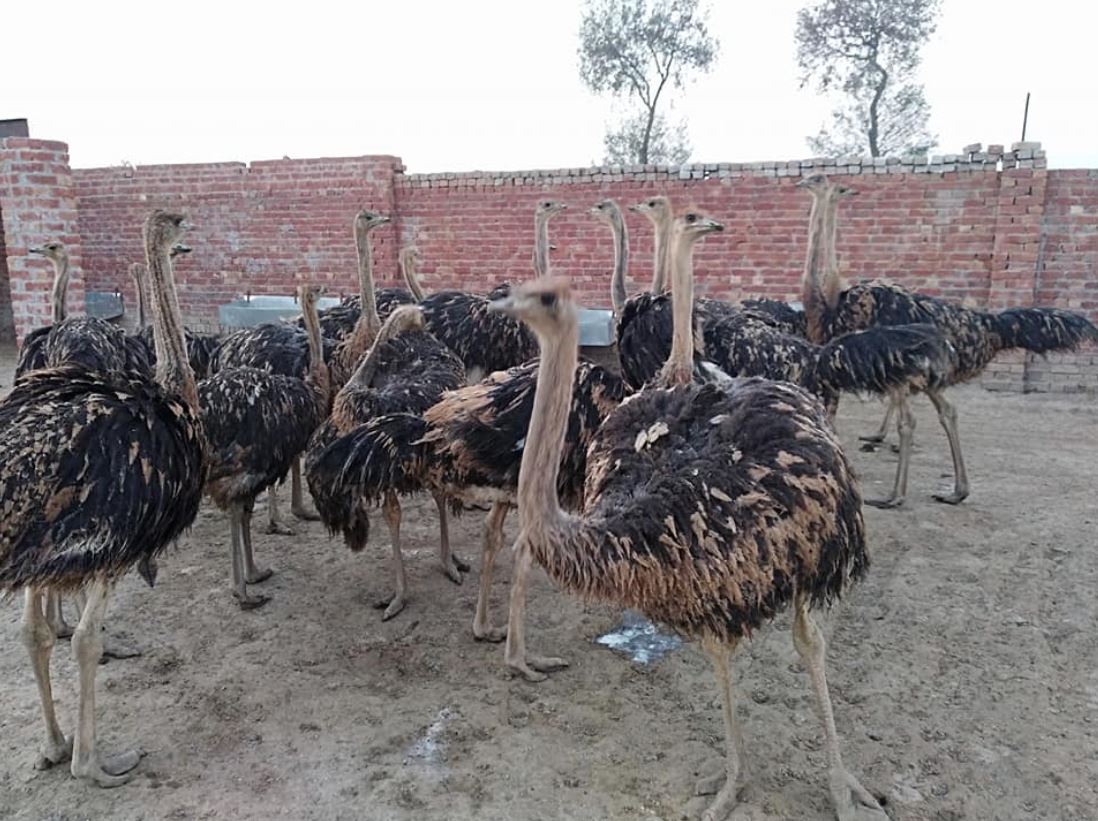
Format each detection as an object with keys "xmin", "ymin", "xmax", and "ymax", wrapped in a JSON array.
[
  {"xmin": 50, "ymin": 255, "xmax": 71, "ymax": 323},
  {"xmin": 145, "ymin": 238, "xmax": 197, "ymax": 410},
  {"xmin": 608, "ymin": 214, "xmax": 629, "ymax": 316},
  {"xmin": 800, "ymin": 192, "xmax": 830, "ymax": 344},
  {"xmin": 517, "ymin": 310, "xmax": 578, "ymax": 536},
  {"xmin": 659, "ymin": 229, "xmax": 700, "ymax": 385},
  {"xmin": 651, "ymin": 214, "xmax": 672, "ymax": 294}
]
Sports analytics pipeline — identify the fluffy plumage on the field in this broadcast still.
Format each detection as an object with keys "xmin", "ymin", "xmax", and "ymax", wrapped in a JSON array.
[
  {"xmin": 823, "ymin": 282, "xmax": 1098, "ymax": 384},
  {"xmin": 16, "ymin": 317, "xmax": 153, "ymax": 381},
  {"xmin": 212, "ymin": 321, "xmax": 336, "ymax": 380},
  {"xmin": 618, "ymin": 290, "xmax": 951, "ymax": 407},
  {"xmin": 418, "ymin": 289, "xmax": 539, "ymax": 379},
  {"xmin": 135, "ymin": 325, "xmax": 220, "ymax": 381},
  {"xmin": 0, "ymin": 367, "xmax": 206, "ymax": 592}
]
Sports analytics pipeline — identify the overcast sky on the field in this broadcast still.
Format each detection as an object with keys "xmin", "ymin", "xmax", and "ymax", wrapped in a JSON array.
[{"xmin": 6, "ymin": 0, "xmax": 1095, "ymax": 171}]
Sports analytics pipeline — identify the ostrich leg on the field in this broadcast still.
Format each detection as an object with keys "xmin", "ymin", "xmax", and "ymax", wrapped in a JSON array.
[
  {"xmin": 21, "ymin": 588, "xmax": 72, "ymax": 770},
  {"xmin": 926, "ymin": 388, "xmax": 970, "ymax": 505},
  {"xmin": 864, "ymin": 392, "xmax": 915, "ymax": 509},
  {"xmin": 68, "ymin": 589, "xmax": 142, "ymax": 662},
  {"xmin": 504, "ymin": 538, "xmax": 568, "ymax": 682},
  {"xmin": 377, "ymin": 492, "xmax": 409, "ymax": 621},
  {"xmin": 472, "ymin": 503, "xmax": 509, "ymax": 643},
  {"xmin": 433, "ymin": 491, "xmax": 469, "ymax": 583},
  {"xmin": 290, "ymin": 457, "xmax": 321, "ymax": 520},
  {"xmin": 265, "ymin": 482, "xmax": 295, "ymax": 536},
  {"xmin": 70, "ymin": 580, "xmax": 142, "ymax": 786},
  {"xmin": 792, "ymin": 599, "xmax": 887, "ymax": 821},
  {"xmin": 241, "ymin": 501, "xmax": 274, "ymax": 584},
  {"xmin": 231, "ymin": 505, "xmax": 270, "ymax": 610},
  {"xmin": 859, "ymin": 392, "xmax": 898, "ymax": 450},
  {"xmin": 696, "ymin": 639, "xmax": 747, "ymax": 821},
  {"xmin": 44, "ymin": 591, "xmax": 74, "ymax": 638}
]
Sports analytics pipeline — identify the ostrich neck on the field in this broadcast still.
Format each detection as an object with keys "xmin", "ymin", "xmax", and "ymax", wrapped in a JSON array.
[
  {"xmin": 345, "ymin": 310, "xmax": 406, "ymax": 389},
  {"xmin": 533, "ymin": 216, "xmax": 552, "ymax": 278},
  {"xmin": 401, "ymin": 253, "xmax": 425, "ymax": 302},
  {"xmin": 300, "ymin": 296, "xmax": 329, "ymax": 403},
  {"xmin": 800, "ymin": 194, "xmax": 829, "ymax": 343},
  {"xmin": 342, "ymin": 225, "xmax": 382, "ymax": 371},
  {"xmin": 50, "ymin": 256, "xmax": 71, "ymax": 323},
  {"xmin": 146, "ymin": 242, "xmax": 197, "ymax": 410},
  {"xmin": 661, "ymin": 232, "xmax": 698, "ymax": 385},
  {"xmin": 651, "ymin": 216, "xmax": 672, "ymax": 294},
  {"xmin": 821, "ymin": 192, "xmax": 845, "ymax": 310},
  {"xmin": 131, "ymin": 265, "xmax": 149, "ymax": 329},
  {"xmin": 609, "ymin": 217, "xmax": 629, "ymax": 316},
  {"xmin": 517, "ymin": 314, "xmax": 578, "ymax": 537}
]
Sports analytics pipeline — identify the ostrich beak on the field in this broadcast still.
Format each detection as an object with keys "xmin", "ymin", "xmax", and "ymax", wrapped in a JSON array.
[
  {"xmin": 28, "ymin": 246, "xmax": 45, "ymax": 255},
  {"xmin": 705, "ymin": 218, "xmax": 725, "ymax": 232}
]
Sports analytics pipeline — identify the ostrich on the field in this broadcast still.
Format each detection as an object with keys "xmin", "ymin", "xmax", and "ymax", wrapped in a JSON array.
[
  {"xmin": 490, "ymin": 265, "xmax": 887, "ymax": 818},
  {"xmin": 17, "ymin": 242, "xmax": 152, "ymax": 381},
  {"xmin": 305, "ymin": 303, "xmax": 466, "ymax": 620},
  {"xmin": 616, "ymin": 203, "xmax": 952, "ymax": 413},
  {"xmin": 803, "ymin": 174, "xmax": 1098, "ymax": 506},
  {"xmin": 305, "ymin": 215, "xmax": 417, "ymax": 342},
  {"xmin": 212, "ymin": 208, "xmax": 400, "ymax": 531},
  {"xmin": 590, "ymin": 199, "xmax": 629, "ymax": 317},
  {"xmin": 408, "ymin": 199, "xmax": 567, "ymax": 383},
  {"xmin": 305, "ymin": 201, "xmax": 624, "ymax": 647},
  {"xmin": 3, "ymin": 210, "xmax": 206, "ymax": 786},
  {"xmin": 131, "ymin": 247, "xmax": 221, "ymax": 380},
  {"xmin": 200, "ymin": 283, "xmax": 330, "ymax": 608}
]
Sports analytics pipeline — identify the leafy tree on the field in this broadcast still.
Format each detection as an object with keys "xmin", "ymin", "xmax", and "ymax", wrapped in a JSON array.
[
  {"xmin": 579, "ymin": 0, "xmax": 718, "ymax": 165},
  {"xmin": 603, "ymin": 111, "xmax": 691, "ymax": 166},
  {"xmin": 796, "ymin": 0, "xmax": 940, "ymax": 157}
]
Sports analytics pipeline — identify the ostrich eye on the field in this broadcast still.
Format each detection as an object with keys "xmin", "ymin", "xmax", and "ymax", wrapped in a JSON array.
[
  {"xmin": 539, "ymin": 293, "xmax": 557, "ymax": 307},
  {"xmin": 686, "ymin": 214, "xmax": 697, "ymax": 223}
]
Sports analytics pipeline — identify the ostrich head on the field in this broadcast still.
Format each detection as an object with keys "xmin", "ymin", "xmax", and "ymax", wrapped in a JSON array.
[
  {"xmin": 798, "ymin": 174, "xmax": 857, "ymax": 198},
  {"xmin": 488, "ymin": 277, "xmax": 575, "ymax": 335},
  {"xmin": 297, "ymin": 283, "xmax": 325, "ymax": 311},
  {"xmin": 354, "ymin": 209, "xmax": 391, "ymax": 232},
  {"xmin": 627, "ymin": 195, "xmax": 671, "ymax": 224},
  {"xmin": 145, "ymin": 210, "xmax": 191, "ymax": 252},
  {"xmin": 588, "ymin": 198, "xmax": 624, "ymax": 227},
  {"xmin": 399, "ymin": 245, "xmax": 420, "ymax": 265},
  {"xmin": 673, "ymin": 210, "xmax": 725, "ymax": 242},
  {"xmin": 28, "ymin": 240, "xmax": 68, "ymax": 264},
  {"xmin": 384, "ymin": 304, "xmax": 426, "ymax": 334},
  {"xmin": 536, "ymin": 199, "xmax": 568, "ymax": 218}
]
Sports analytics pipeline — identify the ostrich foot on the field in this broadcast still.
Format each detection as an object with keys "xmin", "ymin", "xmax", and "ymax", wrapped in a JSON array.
[
  {"xmin": 291, "ymin": 503, "xmax": 321, "ymax": 522},
  {"xmin": 932, "ymin": 488, "xmax": 968, "ymax": 505},
  {"xmin": 859, "ymin": 442, "xmax": 881, "ymax": 453},
  {"xmin": 452, "ymin": 554, "xmax": 471, "ymax": 573},
  {"xmin": 858, "ymin": 432, "xmax": 885, "ymax": 445},
  {"xmin": 233, "ymin": 590, "xmax": 271, "ymax": 610},
  {"xmin": 440, "ymin": 557, "xmax": 467, "ymax": 585},
  {"xmin": 100, "ymin": 634, "xmax": 142, "ymax": 663},
  {"xmin": 507, "ymin": 653, "xmax": 569, "ymax": 683},
  {"xmin": 473, "ymin": 623, "xmax": 507, "ymax": 643},
  {"xmin": 265, "ymin": 520, "xmax": 295, "ymax": 536},
  {"xmin": 34, "ymin": 735, "xmax": 73, "ymax": 770},
  {"xmin": 864, "ymin": 495, "xmax": 905, "ymax": 510},
  {"xmin": 245, "ymin": 566, "xmax": 274, "ymax": 584},
  {"xmin": 832, "ymin": 770, "xmax": 888, "ymax": 821},
  {"xmin": 73, "ymin": 748, "xmax": 143, "ymax": 788},
  {"xmin": 374, "ymin": 594, "xmax": 407, "ymax": 621},
  {"xmin": 699, "ymin": 780, "xmax": 744, "ymax": 821}
]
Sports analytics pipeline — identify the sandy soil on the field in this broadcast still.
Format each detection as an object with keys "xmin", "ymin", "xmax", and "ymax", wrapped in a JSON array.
[{"xmin": 1, "ymin": 349, "xmax": 1096, "ymax": 820}]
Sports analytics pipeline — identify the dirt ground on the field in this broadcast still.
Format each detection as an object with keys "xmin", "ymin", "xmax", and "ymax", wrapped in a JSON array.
[{"xmin": 1, "ymin": 347, "xmax": 1096, "ymax": 820}]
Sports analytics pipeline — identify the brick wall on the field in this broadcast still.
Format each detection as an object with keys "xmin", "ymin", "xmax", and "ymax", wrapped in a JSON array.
[
  {"xmin": 74, "ymin": 155, "xmax": 404, "ymax": 333},
  {"xmin": 0, "ymin": 138, "xmax": 85, "ymax": 341},
  {"xmin": 0, "ymin": 138, "xmax": 1094, "ymax": 392},
  {"xmin": 0, "ymin": 202, "xmax": 13, "ymax": 342}
]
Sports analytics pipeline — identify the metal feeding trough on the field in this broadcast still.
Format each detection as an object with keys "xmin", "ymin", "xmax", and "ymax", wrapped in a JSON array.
[
  {"xmin": 85, "ymin": 291, "xmax": 124, "ymax": 321},
  {"xmin": 218, "ymin": 294, "xmax": 343, "ymax": 329},
  {"xmin": 218, "ymin": 293, "xmax": 617, "ymax": 347}
]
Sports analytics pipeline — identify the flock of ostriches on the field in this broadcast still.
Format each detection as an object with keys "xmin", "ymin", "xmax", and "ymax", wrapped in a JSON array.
[{"xmin": 3, "ymin": 177, "xmax": 1096, "ymax": 821}]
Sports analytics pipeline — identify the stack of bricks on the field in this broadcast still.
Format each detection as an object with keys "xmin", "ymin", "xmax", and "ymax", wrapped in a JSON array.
[{"xmin": 0, "ymin": 137, "xmax": 1093, "ymax": 393}]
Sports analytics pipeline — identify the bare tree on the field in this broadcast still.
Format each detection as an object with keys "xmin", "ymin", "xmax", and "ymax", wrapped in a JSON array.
[
  {"xmin": 579, "ymin": 0, "xmax": 718, "ymax": 165},
  {"xmin": 796, "ymin": 0, "xmax": 940, "ymax": 157}
]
